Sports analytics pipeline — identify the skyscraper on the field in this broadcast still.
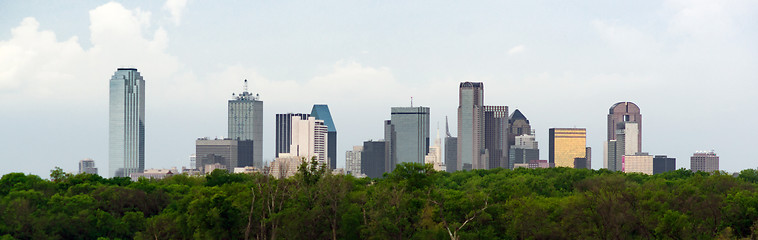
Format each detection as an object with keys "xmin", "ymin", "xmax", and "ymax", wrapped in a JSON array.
[
  {"xmin": 390, "ymin": 106, "xmax": 430, "ymax": 165},
  {"xmin": 691, "ymin": 151, "xmax": 719, "ymax": 172},
  {"xmin": 549, "ymin": 128, "xmax": 587, "ymax": 168},
  {"xmin": 605, "ymin": 122, "xmax": 639, "ymax": 171},
  {"xmin": 384, "ymin": 120, "xmax": 397, "ymax": 172},
  {"xmin": 79, "ymin": 158, "xmax": 98, "ymax": 175},
  {"xmin": 290, "ymin": 115, "xmax": 329, "ymax": 167},
  {"xmin": 310, "ymin": 105, "xmax": 337, "ymax": 170},
  {"xmin": 458, "ymin": 82, "xmax": 485, "ymax": 170},
  {"xmin": 653, "ymin": 155, "xmax": 676, "ymax": 174},
  {"xmin": 229, "ymin": 79, "xmax": 263, "ymax": 168},
  {"xmin": 508, "ymin": 109, "xmax": 531, "ymax": 145},
  {"xmin": 509, "ymin": 134, "xmax": 539, "ymax": 169},
  {"xmin": 444, "ymin": 117, "xmax": 458, "ymax": 173},
  {"xmin": 608, "ymin": 102, "xmax": 642, "ymax": 152},
  {"xmin": 484, "ymin": 105, "xmax": 509, "ymax": 169},
  {"xmin": 109, "ymin": 68, "xmax": 145, "ymax": 178},
  {"xmin": 275, "ymin": 113, "xmax": 310, "ymax": 157}
]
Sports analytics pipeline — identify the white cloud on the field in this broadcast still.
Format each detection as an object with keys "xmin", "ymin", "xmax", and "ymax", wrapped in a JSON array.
[
  {"xmin": 163, "ymin": 0, "xmax": 188, "ymax": 25},
  {"xmin": 507, "ymin": 45, "xmax": 525, "ymax": 55}
]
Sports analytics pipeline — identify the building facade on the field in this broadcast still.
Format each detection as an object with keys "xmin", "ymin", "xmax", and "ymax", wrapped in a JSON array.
[
  {"xmin": 483, "ymin": 105, "xmax": 509, "ymax": 169},
  {"xmin": 275, "ymin": 113, "xmax": 310, "ymax": 158},
  {"xmin": 228, "ymin": 79, "xmax": 263, "ymax": 168},
  {"xmin": 691, "ymin": 151, "xmax": 719, "ymax": 172},
  {"xmin": 623, "ymin": 153, "xmax": 654, "ymax": 174},
  {"xmin": 458, "ymin": 82, "xmax": 485, "ymax": 171},
  {"xmin": 608, "ymin": 102, "xmax": 642, "ymax": 152},
  {"xmin": 269, "ymin": 153, "xmax": 303, "ymax": 179},
  {"xmin": 389, "ymin": 106, "xmax": 430, "ymax": 165},
  {"xmin": 79, "ymin": 158, "xmax": 98, "ymax": 175},
  {"xmin": 109, "ymin": 68, "xmax": 145, "ymax": 178},
  {"xmin": 195, "ymin": 138, "xmax": 254, "ymax": 174},
  {"xmin": 549, "ymin": 128, "xmax": 587, "ymax": 168},
  {"xmin": 362, "ymin": 140, "xmax": 387, "ymax": 178},
  {"xmin": 425, "ymin": 129, "xmax": 445, "ymax": 171},
  {"xmin": 653, "ymin": 155, "xmax": 676, "ymax": 174},
  {"xmin": 605, "ymin": 122, "xmax": 639, "ymax": 171},
  {"xmin": 311, "ymin": 105, "xmax": 337, "ymax": 169},
  {"xmin": 508, "ymin": 109, "xmax": 531, "ymax": 145},
  {"xmin": 509, "ymin": 134, "xmax": 539, "ymax": 169},
  {"xmin": 289, "ymin": 116, "xmax": 329, "ymax": 167},
  {"xmin": 444, "ymin": 117, "xmax": 458, "ymax": 173},
  {"xmin": 345, "ymin": 146, "xmax": 363, "ymax": 176}
]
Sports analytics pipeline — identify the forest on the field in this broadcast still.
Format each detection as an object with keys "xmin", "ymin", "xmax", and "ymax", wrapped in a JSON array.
[{"xmin": 2, "ymin": 160, "xmax": 758, "ymax": 240}]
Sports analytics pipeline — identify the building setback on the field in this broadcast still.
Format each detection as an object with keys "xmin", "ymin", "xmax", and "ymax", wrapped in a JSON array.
[
  {"xmin": 362, "ymin": 140, "xmax": 387, "ymax": 178},
  {"xmin": 549, "ymin": 128, "xmax": 587, "ymax": 168},
  {"xmin": 228, "ymin": 79, "xmax": 263, "ymax": 168},
  {"xmin": 483, "ymin": 105, "xmax": 509, "ymax": 169},
  {"xmin": 109, "ymin": 68, "xmax": 145, "ymax": 178},
  {"xmin": 289, "ymin": 116, "xmax": 329, "ymax": 167},
  {"xmin": 508, "ymin": 109, "xmax": 531, "ymax": 146},
  {"xmin": 691, "ymin": 151, "xmax": 719, "ymax": 172},
  {"xmin": 275, "ymin": 113, "xmax": 310, "ymax": 158},
  {"xmin": 509, "ymin": 134, "xmax": 539, "ymax": 169},
  {"xmin": 458, "ymin": 82, "xmax": 485, "ymax": 170},
  {"xmin": 311, "ymin": 105, "xmax": 337, "ymax": 170}
]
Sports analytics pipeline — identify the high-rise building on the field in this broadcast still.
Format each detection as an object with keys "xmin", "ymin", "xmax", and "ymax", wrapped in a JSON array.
[
  {"xmin": 508, "ymin": 109, "xmax": 531, "ymax": 145},
  {"xmin": 483, "ymin": 106, "xmax": 509, "ymax": 169},
  {"xmin": 384, "ymin": 120, "xmax": 397, "ymax": 172},
  {"xmin": 389, "ymin": 106, "xmax": 430, "ymax": 165},
  {"xmin": 290, "ymin": 116, "xmax": 329, "ymax": 167},
  {"xmin": 275, "ymin": 113, "xmax": 310, "ymax": 157},
  {"xmin": 608, "ymin": 102, "xmax": 642, "ymax": 152},
  {"xmin": 189, "ymin": 154, "xmax": 196, "ymax": 169},
  {"xmin": 79, "ymin": 158, "xmax": 98, "ymax": 175},
  {"xmin": 653, "ymin": 155, "xmax": 676, "ymax": 174},
  {"xmin": 605, "ymin": 122, "xmax": 639, "ymax": 171},
  {"xmin": 345, "ymin": 146, "xmax": 363, "ymax": 176},
  {"xmin": 458, "ymin": 82, "xmax": 485, "ymax": 170},
  {"xmin": 109, "ymin": 68, "xmax": 145, "ymax": 178},
  {"xmin": 228, "ymin": 79, "xmax": 263, "ymax": 168},
  {"xmin": 444, "ymin": 117, "xmax": 458, "ymax": 173},
  {"xmin": 362, "ymin": 140, "xmax": 387, "ymax": 178},
  {"xmin": 549, "ymin": 128, "xmax": 587, "ymax": 168},
  {"xmin": 585, "ymin": 147, "xmax": 592, "ymax": 170},
  {"xmin": 311, "ymin": 105, "xmax": 337, "ymax": 170},
  {"xmin": 509, "ymin": 134, "xmax": 539, "ymax": 169},
  {"xmin": 195, "ymin": 138, "xmax": 254, "ymax": 174},
  {"xmin": 691, "ymin": 151, "xmax": 719, "ymax": 172},
  {"xmin": 425, "ymin": 128, "xmax": 445, "ymax": 171}
]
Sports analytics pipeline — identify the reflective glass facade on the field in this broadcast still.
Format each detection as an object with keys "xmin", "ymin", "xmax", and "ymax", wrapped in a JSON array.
[
  {"xmin": 390, "ymin": 107, "xmax": 430, "ymax": 165},
  {"xmin": 311, "ymin": 105, "xmax": 337, "ymax": 169},
  {"xmin": 109, "ymin": 68, "xmax": 145, "ymax": 178},
  {"xmin": 228, "ymin": 88, "xmax": 263, "ymax": 168},
  {"xmin": 458, "ymin": 82, "xmax": 484, "ymax": 170},
  {"xmin": 549, "ymin": 128, "xmax": 586, "ymax": 168}
]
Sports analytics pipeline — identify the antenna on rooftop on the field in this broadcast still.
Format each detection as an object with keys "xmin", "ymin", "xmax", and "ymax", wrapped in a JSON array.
[
  {"xmin": 411, "ymin": 97, "xmax": 413, "ymax": 107},
  {"xmin": 243, "ymin": 79, "xmax": 248, "ymax": 92}
]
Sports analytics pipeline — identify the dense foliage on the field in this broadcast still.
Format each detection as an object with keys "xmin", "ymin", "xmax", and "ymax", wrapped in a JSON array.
[{"xmin": 2, "ymin": 162, "xmax": 758, "ymax": 240}]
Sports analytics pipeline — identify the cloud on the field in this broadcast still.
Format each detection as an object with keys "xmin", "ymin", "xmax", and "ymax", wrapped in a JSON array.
[
  {"xmin": 163, "ymin": 0, "xmax": 188, "ymax": 25},
  {"xmin": 507, "ymin": 45, "xmax": 525, "ymax": 55}
]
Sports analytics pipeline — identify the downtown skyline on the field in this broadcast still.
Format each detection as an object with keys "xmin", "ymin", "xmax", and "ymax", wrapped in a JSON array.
[{"xmin": 1, "ymin": 1, "xmax": 757, "ymax": 176}]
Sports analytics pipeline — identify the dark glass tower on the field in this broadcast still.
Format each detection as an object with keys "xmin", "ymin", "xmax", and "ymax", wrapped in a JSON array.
[
  {"xmin": 311, "ymin": 105, "xmax": 337, "ymax": 169},
  {"xmin": 484, "ymin": 106, "xmax": 509, "ymax": 169}
]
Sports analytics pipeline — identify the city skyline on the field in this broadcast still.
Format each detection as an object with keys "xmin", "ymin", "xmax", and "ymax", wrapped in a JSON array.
[{"xmin": 2, "ymin": 1, "xmax": 757, "ymax": 177}]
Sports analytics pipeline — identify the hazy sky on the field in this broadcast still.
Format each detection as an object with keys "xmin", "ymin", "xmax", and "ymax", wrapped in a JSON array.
[{"xmin": 1, "ymin": 0, "xmax": 757, "ymax": 177}]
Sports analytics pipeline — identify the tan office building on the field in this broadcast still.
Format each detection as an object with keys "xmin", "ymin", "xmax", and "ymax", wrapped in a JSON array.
[{"xmin": 549, "ymin": 128, "xmax": 587, "ymax": 168}]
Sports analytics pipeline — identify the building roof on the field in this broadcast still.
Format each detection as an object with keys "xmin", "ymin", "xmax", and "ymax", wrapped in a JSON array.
[
  {"xmin": 509, "ymin": 109, "xmax": 529, "ymax": 124},
  {"xmin": 310, "ymin": 104, "xmax": 336, "ymax": 132}
]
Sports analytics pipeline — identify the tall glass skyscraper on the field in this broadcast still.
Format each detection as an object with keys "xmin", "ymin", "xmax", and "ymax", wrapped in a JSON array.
[
  {"xmin": 109, "ymin": 68, "xmax": 145, "ymax": 178},
  {"xmin": 458, "ymin": 82, "xmax": 484, "ymax": 170},
  {"xmin": 229, "ymin": 80, "xmax": 263, "ymax": 168},
  {"xmin": 390, "ymin": 106, "xmax": 430, "ymax": 165},
  {"xmin": 310, "ymin": 105, "xmax": 337, "ymax": 169}
]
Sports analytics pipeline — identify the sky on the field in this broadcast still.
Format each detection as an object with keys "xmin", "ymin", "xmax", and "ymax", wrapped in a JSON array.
[{"xmin": 1, "ymin": 0, "xmax": 757, "ymax": 177}]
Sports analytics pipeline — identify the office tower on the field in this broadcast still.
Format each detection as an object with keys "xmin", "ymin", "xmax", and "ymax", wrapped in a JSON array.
[
  {"xmin": 508, "ymin": 109, "xmax": 532, "ymax": 145},
  {"xmin": 275, "ymin": 113, "xmax": 310, "ymax": 157},
  {"xmin": 483, "ymin": 106, "xmax": 509, "ymax": 169},
  {"xmin": 444, "ymin": 117, "xmax": 458, "ymax": 173},
  {"xmin": 425, "ymin": 128, "xmax": 445, "ymax": 171},
  {"xmin": 549, "ymin": 128, "xmax": 587, "ymax": 168},
  {"xmin": 189, "ymin": 154, "xmax": 196, "ymax": 169},
  {"xmin": 605, "ymin": 122, "xmax": 639, "ymax": 171},
  {"xmin": 229, "ymin": 79, "xmax": 263, "ymax": 168},
  {"xmin": 195, "ymin": 138, "xmax": 254, "ymax": 174},
  {"xmin": 346, "ymin": 146, "xmax": 363, "ymax": 176},
  {"xmin": 290, "ymin": 116, "xmax": 329, "ymax": 167},
  {"xmin": 311, "ymin": 105, "xmax": 337, "ymax": 169},
  {"xmin": 384, "ymin": 120, "xmax": 397, "ymax": 172},
  {"xmin": 691, "ymin": 151, "xmax": 719, "ymax": 172},
  {"xmin": 362, "ymin": 140, "xmax": 387, "ymax": 178},
  {"xmin": 109, "ymin": 68, "xmax": 145, "ymax": 178},
  {"xmin": 585, "ymin": 147, "xmax": 592, "ymax": 170},
  {"xmin": 623, "ymin": 153, "xmax": 654, "ymax": 174},
  {"xmin": 608, "ymin": 102, "xmax": 642, "ymax": 152},
  {"xmin": 458, "ymin": 82, "xmax": 485, "ymax": 170},
  {"xmin": 390, "ymin": 106, "xmax": 430, "ymax": 165},
  {"xmin": 653, "ymin": 155, "xmax": 676, "ymax": 174},
  {"xmin": 79, "ymin": 158, "xmax": 98, "ymax": 175},
  {"xmin": 509, "ymin": 134, "xmax": 539, "ymax": 169}
]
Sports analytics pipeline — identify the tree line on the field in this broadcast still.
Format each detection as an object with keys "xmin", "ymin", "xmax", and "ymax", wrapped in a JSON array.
[{"xmin": 2, "ymin": 160, "xmax": 758, "ymax": 239}]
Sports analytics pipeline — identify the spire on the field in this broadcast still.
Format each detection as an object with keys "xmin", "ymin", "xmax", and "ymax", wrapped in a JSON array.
[
  {"xmin": 243, "ymin": 79, "xmax": 248, "ymax": 93},
  {"xmin": 445, "ymin": 116, "xmax": 452, "ymax": 138}
]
